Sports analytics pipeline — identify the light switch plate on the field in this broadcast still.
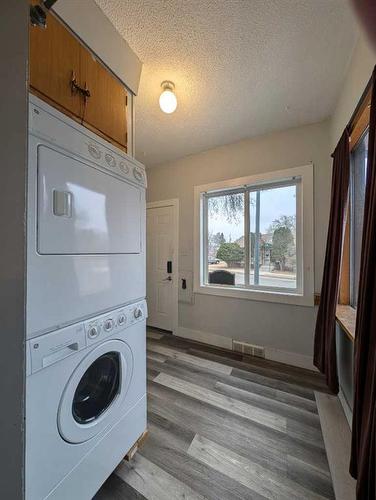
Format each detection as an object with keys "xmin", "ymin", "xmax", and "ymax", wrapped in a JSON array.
[{"xmin": 178, "ymin": 270, "xmax": 194, "ymax": 304}]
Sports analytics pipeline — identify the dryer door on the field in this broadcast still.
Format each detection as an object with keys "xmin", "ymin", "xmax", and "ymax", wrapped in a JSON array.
[
  {"xmin": 58, "ymin": 340, "xmax": 133, "ymax": 443},
  {"xmin": 37, "ymin": 145, "xmax": 141, "ymax": 255}
]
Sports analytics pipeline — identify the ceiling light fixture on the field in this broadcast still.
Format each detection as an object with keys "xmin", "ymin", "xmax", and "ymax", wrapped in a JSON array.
[{"xmin": 159, "ymin": 81, "xmax": 177, "ymax": 114}]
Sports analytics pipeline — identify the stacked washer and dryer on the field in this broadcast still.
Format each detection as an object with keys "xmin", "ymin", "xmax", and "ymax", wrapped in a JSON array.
[{"xmin": 26, "ymin": 95, "xmax": 147, "ymax": 499}]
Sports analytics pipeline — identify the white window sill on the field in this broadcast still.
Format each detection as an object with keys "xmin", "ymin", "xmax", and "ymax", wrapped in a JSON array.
[{"xmin": 194, "ymin": 284, "xmax": 314, "ymax": 307}]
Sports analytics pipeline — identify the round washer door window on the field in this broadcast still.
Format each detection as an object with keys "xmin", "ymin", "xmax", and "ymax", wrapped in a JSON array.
[
  {"xmin": 72, "ymin": 351, "xmax": 120, "ymax": 424},
  {"xmin": 58, "ymin": 340, "xmax": 133, "ymax": 444}
]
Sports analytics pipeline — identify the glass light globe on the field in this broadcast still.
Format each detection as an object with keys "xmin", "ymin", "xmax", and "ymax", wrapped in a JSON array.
[{"xmin": 159, "ymin": 88, "xmax": 177, "ymax": 114}]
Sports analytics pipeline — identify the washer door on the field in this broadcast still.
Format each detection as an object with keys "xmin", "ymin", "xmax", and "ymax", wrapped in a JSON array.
[{"xmin": 58, "ymin": 339, "xmax": 133, "ymax": 444}]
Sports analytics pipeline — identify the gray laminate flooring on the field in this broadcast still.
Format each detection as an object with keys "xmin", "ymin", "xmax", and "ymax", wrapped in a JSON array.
[{"xmin": 94, "ymin": 330, "xmax": 334, "ymax": 500}]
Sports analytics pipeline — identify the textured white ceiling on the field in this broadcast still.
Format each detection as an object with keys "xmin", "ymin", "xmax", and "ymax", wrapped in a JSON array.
[{"xmin": 95, "ymin": 0, "xmax": 357, "ymax": 167}]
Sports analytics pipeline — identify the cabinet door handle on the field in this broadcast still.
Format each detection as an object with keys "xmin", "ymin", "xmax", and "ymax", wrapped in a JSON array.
[
  {"xmin": 82, "ymin": 82, "xmax": 91, "ymax": 99},
  {"xmin": 71, "ymin": 71, "xmax": 91, "ymax": 98},
  {"xmin": 71, "ymin": 71, "xmax": 79, "ymax": 95}
]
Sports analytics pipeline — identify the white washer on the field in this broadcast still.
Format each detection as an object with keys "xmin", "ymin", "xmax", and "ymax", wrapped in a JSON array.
[
  {"xmin": 27, "ymin": 94, "xmax": 147, "ymax": 339},
  {"xmin": 25, "ymin": 300, "xmax": 147, "ymax": 500}
]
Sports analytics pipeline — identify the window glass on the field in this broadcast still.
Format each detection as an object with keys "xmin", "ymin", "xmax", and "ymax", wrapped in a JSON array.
[
  {"xmin": 207, "ymin": 191, "xmax": 245, "ymax": 286},
  {"xmin": 204, "ymin": 180, "xmax": 299, "ymax": 292},
  {"xmin": 249, "ymin": 184, "xmax": 297, "ymax": 289},
  {"xmin": 351, "ymin": 131, "xmax": 368, "ymax": 307}
]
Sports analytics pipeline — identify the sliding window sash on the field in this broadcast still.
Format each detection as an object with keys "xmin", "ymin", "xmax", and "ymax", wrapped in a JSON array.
[
  {"xmin": 202, "ymin": 177, "xmax": 301, "ymax": 293},
  {"xmin": 244, "ymin": 191, "xmax": 250, "ymax": 286}
]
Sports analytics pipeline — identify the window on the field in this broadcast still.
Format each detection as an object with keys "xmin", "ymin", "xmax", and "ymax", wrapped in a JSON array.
[
  {"xmin": 194, "ymin": 165, "xmax": 314, "ymax": 305},
  {"xmin": 350, "ymin": 131, "xmax": 368, "ymax": 307},
  {"xmin": 338, "ymin": 85, "xmax": 371, "ymax": 311}
]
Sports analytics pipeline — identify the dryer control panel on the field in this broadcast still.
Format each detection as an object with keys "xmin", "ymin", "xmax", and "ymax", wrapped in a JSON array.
[
  {"xmin": 29, "ymin": 95, "xmax": 147, "ymax": 188},
  {"xmin": 84, "ymin": 300, "xmax": 147, "ymax": 346}
]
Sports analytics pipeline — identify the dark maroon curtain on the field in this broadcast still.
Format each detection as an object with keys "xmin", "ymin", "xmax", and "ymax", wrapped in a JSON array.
[
  {"xmin": 313, "ymin": 129, "xmax": 350, "ymax": 393},
  {"xmin": 350, "ymin": 68, "xmax": 376, "ymax": 499}
]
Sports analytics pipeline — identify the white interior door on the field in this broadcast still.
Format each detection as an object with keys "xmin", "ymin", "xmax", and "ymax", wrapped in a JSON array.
[{"xmin": 147, "ymin": 204, "xmax": 177, "ymax": 331}]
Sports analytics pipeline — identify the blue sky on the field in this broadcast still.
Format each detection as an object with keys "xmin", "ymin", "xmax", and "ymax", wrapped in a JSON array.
[{"xmin": 208, "ymin": 185, "xmax": 296, "ymax": 242}]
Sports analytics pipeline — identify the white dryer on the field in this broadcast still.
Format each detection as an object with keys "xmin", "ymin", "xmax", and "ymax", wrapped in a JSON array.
[
  {"xmin": 27, "ymin": 95, "xmax": 147, "ymax": 338},
  {"xmin": 26, "ymin": 300, "xmax": 147, "ymax": 500}
]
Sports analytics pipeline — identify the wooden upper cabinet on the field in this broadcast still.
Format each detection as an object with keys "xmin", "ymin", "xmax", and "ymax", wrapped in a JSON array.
[
  {"xmin": 29, "ymin": 5, "xmax": 128, "ymax": 151},
  {"xmin": 29, "ymin": 10, "xmax": 81, "ymax": 117},
  {"xmin": 80, "ymin": 49, "xmax": 128, "ymax": 149}
]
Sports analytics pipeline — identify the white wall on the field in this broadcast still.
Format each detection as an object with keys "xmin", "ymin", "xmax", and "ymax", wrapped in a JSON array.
[
  {"xmin": 147, "ymin": 120, "xmax": 331, "ymax": 360},
  {"xmin": 0, "ymin": 1, "xmax": 28, "ymax": 497}
]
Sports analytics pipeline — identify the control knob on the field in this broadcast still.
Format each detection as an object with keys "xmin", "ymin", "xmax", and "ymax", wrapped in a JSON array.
[
  {"xmin": 88, "ymin": 325, "xmax": 99, "ymax": 338},
  {"xmin": 117, "ymin": 313, "xmax": 127, "ymax": 326},
  {"xmin": 88, "ymin": 143, "xmax": 102, "ymax": 160},
  {"xmin": 133, "ymin": 167, "xmax": 143, "ymax": 182},
  {"xmin": 104, "ymin": 319, "xmax": 114, "ymax": 332},
  {"xmin": 119, "ymin": 162, "xmax": 129, "ymax": 174},
  {"xmin": 105, "ymin": 153, "xmax": 116, "ymax": 168},
  {"xmin": 134, "ymin": 307, "xmax": 143, "ymax": 320}
]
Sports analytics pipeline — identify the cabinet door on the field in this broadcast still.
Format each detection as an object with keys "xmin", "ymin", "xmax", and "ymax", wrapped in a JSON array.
[
  {"xmin": 80, "ymin": 48, "xmax": 127, "ymax": 149},
  {"xmin": 29, "ymin": 8, "xmax": 81, "ymax": 117}
]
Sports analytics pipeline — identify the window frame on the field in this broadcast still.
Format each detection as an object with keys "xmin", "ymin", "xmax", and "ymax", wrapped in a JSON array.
[
  {"xmin": 194, "ymin": 164, "xmax": 314, "ymax": 306},
  {"xmin": 349, "ymin": 129, "xmax": 369, "ymax": 308},
  {"xmin": 338, "ymin": 86, "xmax": 371, "ymax": 308}
]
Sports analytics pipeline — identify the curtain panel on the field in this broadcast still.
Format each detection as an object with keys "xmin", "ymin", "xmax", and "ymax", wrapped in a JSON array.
[
  {"xmin": 350, "ymin": 67, "xmax": 376, "ymax": 499},
  {"xmin": 313, "ymin": 129, "xmax": 350, "ymax": 393}
]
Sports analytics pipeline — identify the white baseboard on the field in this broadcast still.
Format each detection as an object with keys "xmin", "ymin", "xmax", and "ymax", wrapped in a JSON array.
[
  {"xmin": 315, "ymin": 392, "xmax": 356, "ymax": 500},
  {"xmin": 338, "ymin": 389, "xmax": 353, "ymax": 429},
  {"xmin": 176, "ymin": 327, "xmax": 233, "ymax": 350},
  {"xmin": 175, "ymin": 326, "xmax": 317, "ymax": 371},
  {"xmin": 264, "ymin": 347, "xmax": 318, "ymax": 372}
]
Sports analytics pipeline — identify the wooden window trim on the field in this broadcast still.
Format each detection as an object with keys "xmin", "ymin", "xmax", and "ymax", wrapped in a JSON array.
[
  {"xmin": 339, "ymin": 85, "xmax": 371, "ymax": 306},
  {"xmin": 335, "ymin": 81, "xmax": 372, "ymax": 340},
  {"xmin": 336, "ymin": 305, "xmax": 356, "ymax": 342},
  {"xmin": 349, "ymin": 86, "xmax": 372, "ymax": 152},
  {"xmin": 338, "ymin": 202, "xmax": 351, "ymax": 305}
]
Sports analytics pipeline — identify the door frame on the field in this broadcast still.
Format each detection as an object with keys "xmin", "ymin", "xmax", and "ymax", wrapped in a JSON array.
[{"xmin": 146, "ymin": 199, "xmax": 179, "ymax": 335}]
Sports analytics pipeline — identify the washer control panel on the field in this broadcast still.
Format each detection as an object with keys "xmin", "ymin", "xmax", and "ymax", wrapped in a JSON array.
[
  {"xmin": 26, "ymin": 300, "xmax": 147, "ymax": 375},
  {"xmin": 84, "ymin": 300, "xmax": 147, "ymax": 345}
]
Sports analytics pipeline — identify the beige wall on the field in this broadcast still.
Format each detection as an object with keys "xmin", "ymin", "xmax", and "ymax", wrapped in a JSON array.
[
  {"xmin": 146, "ymin": 31, "xmax": 376, "ymax": 362},
  {"xmin": 147, "ymin": 120, "xmax": 331, "ymax": 358},
  {"xmin": 330, "ymin": 33, "xmax": 375, "ymax": 149}
]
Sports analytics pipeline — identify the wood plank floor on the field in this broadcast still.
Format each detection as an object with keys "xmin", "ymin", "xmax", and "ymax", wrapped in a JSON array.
[{"xmin": 95, "ymin": 330, "xmax": 334, "ymax": 500}]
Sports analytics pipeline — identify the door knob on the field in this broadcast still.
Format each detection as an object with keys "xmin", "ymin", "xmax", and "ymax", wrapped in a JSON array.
[{"xmin": 163, "ymin": 276, "xmax": 172, "ymax": 281}]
